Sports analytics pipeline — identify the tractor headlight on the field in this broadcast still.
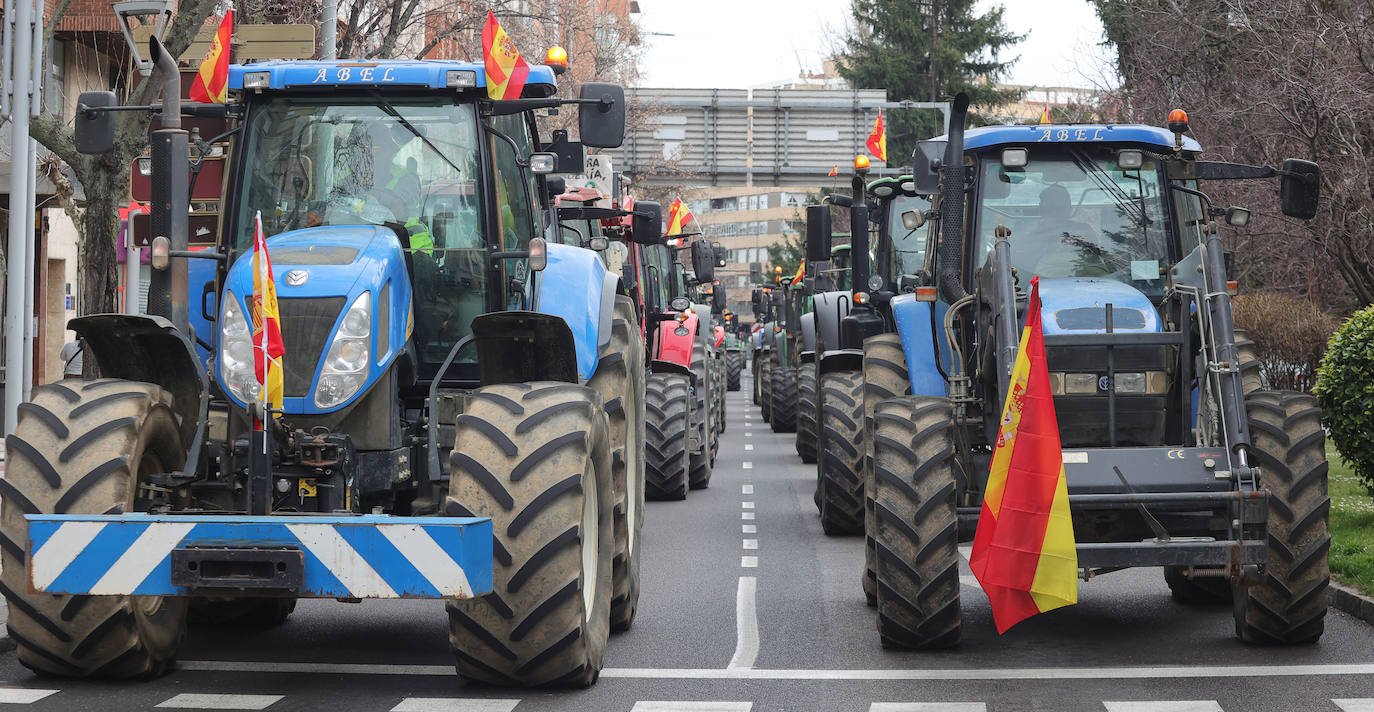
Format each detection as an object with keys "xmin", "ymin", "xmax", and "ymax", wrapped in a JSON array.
[
  {"xmin": 219, "ymin": 290, "xmax": 260, "ymax": 403},
  {"xmin": 315, "ymin": 292, "xmax": 371, "ymax": 409}
]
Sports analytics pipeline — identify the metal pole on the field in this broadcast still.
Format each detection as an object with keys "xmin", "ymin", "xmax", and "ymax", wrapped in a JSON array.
[
  {"xmin": 22, "ymin": 136, "xmax": 36, "ymax": 400},
  {"xmin": 5, "ymin": 0, "xmax": 35, "ymax": 432},
  {"xmin": 124, "ymin": 217, "xmax": 141, "ymax": 314},
  {"xmin": 321, "ymin": 0, "xmax": 337, "ymax": 59}
]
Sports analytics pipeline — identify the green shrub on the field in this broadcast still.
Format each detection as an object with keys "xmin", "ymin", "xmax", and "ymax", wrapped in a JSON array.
[
  {"xmin": 1314, "ymin": 305, "xmax": 1374, "ymax": 491},
  {"xmin": 1233, "ymin": 293, "xmax": 1339, "ymax": 392}
]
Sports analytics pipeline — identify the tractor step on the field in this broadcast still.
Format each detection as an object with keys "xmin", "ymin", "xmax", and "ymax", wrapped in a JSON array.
[{"xmin": 25, "ymin": 514, "xmax": 492, "ymax": 599}]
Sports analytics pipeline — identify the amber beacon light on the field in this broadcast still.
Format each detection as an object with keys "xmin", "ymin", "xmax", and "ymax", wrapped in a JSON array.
[{"xmin": 545, "ymin": 46, "xmax": 568, "ymax": 75}]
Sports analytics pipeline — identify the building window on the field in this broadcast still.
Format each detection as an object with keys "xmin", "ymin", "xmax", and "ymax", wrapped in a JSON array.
[{"xmin": 46, "ymin": 38, "xmax": 65, "ymax": 119}]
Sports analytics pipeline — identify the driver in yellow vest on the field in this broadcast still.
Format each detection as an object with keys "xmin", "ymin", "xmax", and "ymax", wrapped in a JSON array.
[{"xmin": 369, "ymin": 123, "xmax": 434, "ymax": 254}]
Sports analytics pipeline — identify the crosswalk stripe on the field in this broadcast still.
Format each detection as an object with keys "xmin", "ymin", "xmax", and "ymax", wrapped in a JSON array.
[
  {"xmin": 155, "ymin": 693, "xmax": 284, "ymax": 709},
  {"xmin": 630, "ymin": 703, "xmax": 752, "ymax": 712},
  {"xmin": 870, "ymin": 704, "xmax": 986, "ymax": 711},
  {"xmin": 1102, "ymin": 703, "xmax": 1223, "ymax": 712},
  {"xmin": 0, "ymin": 688, "xmax": 59, "ymax": 704},
  {"xmin": 390, "ymin": 699, "xmax": 520, "ymax": 712}
]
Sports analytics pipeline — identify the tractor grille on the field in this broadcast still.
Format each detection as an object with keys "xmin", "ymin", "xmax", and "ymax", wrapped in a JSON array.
[{"xmin": 277, "ymin": 297, "xmax": 346, "ymax": 397}]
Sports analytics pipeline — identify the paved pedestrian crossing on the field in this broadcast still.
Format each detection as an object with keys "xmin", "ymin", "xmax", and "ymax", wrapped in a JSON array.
[{"xmin": 1, "ymin": 690, "xmax": 1371, "ymax": 710}]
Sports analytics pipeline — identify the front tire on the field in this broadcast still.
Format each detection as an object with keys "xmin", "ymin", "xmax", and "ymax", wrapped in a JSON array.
[
  {"xmin": 759, "ymin": 356, "xmax": 773, "ymax": 423},
  {"xmin": 1232, "ymin": 390, "xmax": 1329, "ymax": 645},
  {"xmin": 446, "ymin": 382, "xmax": 614, "ymax": 687},
  {"xmin": 726, "ymin": 352, "xmax": 743, "ymax": 391},
  {"xmin": 818, "ymin": 370, "xmax": 866, "ymax": 535},
  {"xmin": 862, "ymin": 335, "xmax": 910, "ymax": 607},
  {"xmin": 0, "ymin": 379, "xmax": 189, "ymax": 678},
  {"xmin": 689, "ymin": 344, "xmax": 713, "ymax": 490},
  {"xmin": 796, "ymin": 366, "xmax": 817, "ymax": 464},
  {"xmin": 645, "ymin": 373, "xmax": 690, "ymax": 501},
  {"xmin": 769, "ymin": 366, "xmax": 798, "ymax": 433}
]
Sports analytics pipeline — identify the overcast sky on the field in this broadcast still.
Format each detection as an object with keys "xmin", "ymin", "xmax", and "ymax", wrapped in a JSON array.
[{"xmin": 635, "ymin": 0, "xmax": 1114, "ymax": 91}]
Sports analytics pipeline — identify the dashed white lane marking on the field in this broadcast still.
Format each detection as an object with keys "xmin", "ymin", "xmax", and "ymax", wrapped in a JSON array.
[
  {"xmin": 177, "ymin": 660, "xmax": 1374, "ymax": 680},
  {"xmin": 742, "ymin": 484, "xmax": 754, "ymax": 494},
  {"xmin": 391, "ymin": 700, "xmax": 520, "ymax": 712},
  {"xmin": 727, "ymin": 577, "xmax": 759, "ymax": 670},
  {"xmin": 1102, "ymin": 704, "xmax": 1222, "ymax": 712},
  {"xmin": 741, "ymin": 556, "xmax": 758, "ymax": 568},
  {"xmin": 870, "ymin": 704, "xmax": 986, "ymax": 711},
  {"xmin": 742, "ymin": 461, "xmax": 754, "ymax": 469},
  {"xmin": 741, "ymin": 512, "xmax": 755, "ymax": 520},
  {"xmin": 0, "ymin": 688, "xmax": 59, "ymax": 704},
  {"xmin": 742, "ymin": 501, "xmax": 755, "ymax": 509},
  {"xmin": 745, "ymin": 432, "xmax": 752, "ymax": 437},
  {"xmin": 156, "ymin": 693, "xmax": 284, "ymax": 709},
  {"xmin": 743, "ymin": 539, "xmax": 758, "ymax": 550},
  {"xmin": 742, "ymin": 525, "xmax": 756, "ymax": 534},
  {"xmin": 744, "ymin": 444, "xmax": 754, "ymax": 451},
  {"xmin": 1335, "ymin": 701, "xmax": 1374, "ymax": 712},
  {"xmin": 632, "ymin": 703, "xmax": 753, "ymax": 712}
]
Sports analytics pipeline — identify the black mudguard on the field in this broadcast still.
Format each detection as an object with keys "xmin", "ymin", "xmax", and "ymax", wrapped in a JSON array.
[{"xmin": 472, "ymin": 311, "xmax": 578, "ymax": 384}]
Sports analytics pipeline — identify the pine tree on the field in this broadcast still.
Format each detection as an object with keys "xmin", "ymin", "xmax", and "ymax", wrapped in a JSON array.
[{"xmin": 836, "ymin": 0, "xmax": 1024, "ymax": 166}]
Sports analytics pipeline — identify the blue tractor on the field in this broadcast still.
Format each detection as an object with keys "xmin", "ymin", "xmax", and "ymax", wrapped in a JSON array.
[
  {"xmin": 2, "ymin": 39, "xmax": 643, "ymax": 687},
  {"xmin": 858, "ymin": 95, "xmax": 1327, "ymax": 648}
]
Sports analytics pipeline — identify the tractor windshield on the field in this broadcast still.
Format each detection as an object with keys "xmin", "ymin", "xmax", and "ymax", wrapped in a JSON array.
[
  {"xmin": 975, "ymin": 147, "xmax": 1170, "ymax": 295},
  {"xmin": 885, "ymin": 193, "xmax": 930, "ymax": 280}
]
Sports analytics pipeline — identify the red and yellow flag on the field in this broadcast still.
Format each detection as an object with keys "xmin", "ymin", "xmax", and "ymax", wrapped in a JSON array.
[
  {"xmin": 482, "ymin": 10, "xmax": 530, "ymax": 100},
  {"xmin": 792, "ymin": 260, "xmax": 805, "ymax": 283},
  {"xmin": 189, "ymin": 9, "xmax": 233, "ymax": 103},
  {"xmin": 865, "ymin": 109, "xmax": 887, "ymax": 163},
  {"xmin": 1038, "ymin": 104, "xmax": 1053, "ymax": 125},
  {"xmin": 665, "ymin": 198, "xmax": 694, "ymax": 236},
  {"xmin": 828, "ymin": 165, "xmax": 839, "ymax": 177},
  {"xmin": 251, "ymin": 211, "xmax": 285, "ymax": 421},
  {"xmin": 969, "ymin": 277, "xmax": 1077, "ymax": 633}
]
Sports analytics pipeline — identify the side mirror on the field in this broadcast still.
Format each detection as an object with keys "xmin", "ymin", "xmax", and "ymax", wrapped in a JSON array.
[
  {"xmin": 901, "ymin": 210, "xmax": 926, "ymax": 230},
  {"xmin": 911, "ymin": 139, "xmax": 946, "ymax": 195},
  {"xmin": 578, "ymin": 82, "xmax": 626, "ymax": 149},
  {"xmin": 714, "ymin": 244, "xmax": 727, "ymax": 268},
  {"xmin": 751, "ymin": 288, "xmax": 762, "ymax": 307},
  {"xmin": 713, "ymin": 286, "xmax": 726, "ymax": 312},
  {"xmin": 691, "ymin": 240, "xmax": 715, "ymax": 283},
  {"xmin": 631, "ymin": 201, "xmax": 663, "ymax": 244},
  {"xmin": 545, "ymin": 176, "xmax": 566, "ymax": 201},
  {"xmin": 805, "ymin": 204, "xmax": 832, "ymax": 263},
  {"xmin": 1279, "ymin": 158, "xmax": 1319, "ymax": 219},
  {"xmin": 75, "ymin": 91, "xmax": 118, "ymax": 155}
]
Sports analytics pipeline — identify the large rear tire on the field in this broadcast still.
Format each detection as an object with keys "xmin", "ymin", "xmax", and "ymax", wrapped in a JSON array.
[
  {"xmin": 726, "ymin": 351, "xmax": 743, "ymax": 391},
  {"xmin": 818, "ymin": 370, "xmax": 866, "ymax": 535},
  {"xmin": 1232, "ymin": 390, "xmax": 1329, "ymax": 645},
  {"xmin": 446, "ymin": 382, "xmax": 614, "ymax": 687},
  {"xmin": 689, "ymin": 344, "xmax": 713, "ymax": 490},
  {"xmin": 870, "ymin": 396, "xmax": 962, "ymax": 649},
  {"xmin": 862, "ymin": 334, "xmax": 909, "ymax": 607},
  {"xmin": 796, "ymin": 366, "xmax": 817, "ymax": 464},
  {"xmin": 759, "ymin": 356, "xmax": 773, "ymax": 423},
  {"xmin": 645, "ymin": 373, "xmax": 690, "ymax": 501},
  {"xmin": 1234, "ymin": 328, "xmax": 1263, "ymax": 395},
  {"xmin": 769, "ymin": 366, "xmax": 798, "ymax": 434},
  {"xmin": 0, "ymin": 379, "xmax": 189, "ymax": 678},
  {"xmin": 587, "ymin": 296, "xmax": 645, "ymax": 633}
]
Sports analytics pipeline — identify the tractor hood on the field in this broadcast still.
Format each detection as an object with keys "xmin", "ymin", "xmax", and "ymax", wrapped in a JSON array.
[
  {"xmin": 217, "ymin": 225, "xmax": 414, "ymax": 415},
  {"xmin": 1037, "ymin": 277, "xmax": 1159, "ymax": 334}
]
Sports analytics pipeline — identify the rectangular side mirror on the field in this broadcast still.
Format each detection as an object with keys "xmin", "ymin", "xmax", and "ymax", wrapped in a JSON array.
[
  {"xmin": 75, "ymin": 91, "xmax": 118, "ymax": 155},
  {"xmin": 578, "ymin": 82, "xmax": 626, "ymax": 149},
  {"xmin": 631, "ymin": 201, "xmax": 663, "ymax": 244},
  {"xmin": 713, "ymin": 286, "xmax": 726, "ymax": 312},
  {"xmin": 691, "ymin": 239, "xmax": 715, "ymax": 283},
  {"xmin": 911, "ymin": 140, "xmax": 946, "ymax": 195},
  {"xmin": 805, "ymin": 204, "xmax": 832, "ymax": 263},
  {"xmin": 1279, "ymin": 158, "xmax": 1320, "ymax": 219},
  {"xmin": 751, "ymin": 288, "xmax": 762, "ymax": 307}
]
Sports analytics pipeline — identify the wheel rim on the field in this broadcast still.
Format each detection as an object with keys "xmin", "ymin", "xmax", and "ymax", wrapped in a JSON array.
[{"xmin": 581, "ymin": 466, "xmax": 599, "ymax": 622}]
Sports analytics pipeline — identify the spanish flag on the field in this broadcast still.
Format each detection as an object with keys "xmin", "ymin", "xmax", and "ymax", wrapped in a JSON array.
[
  {"xmin": 189, "ymin": 9, "xmax": 232, "ymax": 103},
  {"xmin": 969, "ymin": 277, "xmax": 1077, "ymax": 633},
  {"xmin": 792, "ymin": 260, "xmax": 805, "ymax": 283},
  {"xmin": 665, "ymin": 198, "xmax": 693, "ymax": 236},
  {"xmin": 482, "ymin": 10, "xmax": 530, "ymax": 100},
  {"xmin": 1039, "ymin": 104, "xmax": 1053, "ymax": 125},
  {"xmin": 865, "ymin": 110, "xmax": 887, "ymax": 163},
  {"xmin": 251, "ymin": 211, "xmax": 285, "ymax": 422}
]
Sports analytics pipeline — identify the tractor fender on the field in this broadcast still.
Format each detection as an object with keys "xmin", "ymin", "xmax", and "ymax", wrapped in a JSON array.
[
  {"xmin": 471, "ymin": 311, "xmax": 578, "ymax": 384},
  {"xmin": 69, "ymin": 313, "xmax": 208, "ymax": 477},
  {"xmin": 799, "ymin": 311, "xmax": 817, "ymax": 353},
  {"xmin": 811, "ymin": 290, "xmax": 851, "ymax": 352},
  {"xmin": 799, "ymin": 350, "xmax": 815, "ymax": 365},
  {"xmin": 890, "ymin": 292, "xmax": 950, "ymax": 397},
  {"xmin": 649, "ymin": 359, "xmax": 694, "ymax": 387},
  {"xmin": 654, "ymin": 313, "xmax": 697, "ymax": 368},
  {"xmin": 536, "ymin": 243, "xmax": 617, "ymax": 380},
  {"xmin": 818, "ymin": 349, "xmax": 864, "ymax": 375}
]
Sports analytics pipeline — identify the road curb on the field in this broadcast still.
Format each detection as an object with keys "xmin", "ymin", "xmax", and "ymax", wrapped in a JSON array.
[{"xmin": 1329, "ymin": 581, "xmax": 1374, "ymax": 625}]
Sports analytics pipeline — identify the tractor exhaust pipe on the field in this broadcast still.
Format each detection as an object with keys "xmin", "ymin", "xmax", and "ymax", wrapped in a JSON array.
[
  {"xmin": 938, "ymin": 93, "xmax": 971, "ymax": 304},
  {"xmin": 146, "ymin": 37, "xmax": 190, "ymax": 336}
]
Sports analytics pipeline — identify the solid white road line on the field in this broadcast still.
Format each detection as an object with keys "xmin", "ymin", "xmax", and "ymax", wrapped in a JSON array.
[
  {"xmin": 727, "ymin": 576, "xmax": 759, "ymax": 669},
  {"xmin": 742, "ymin": 485, "xmax": 754, "ymax": 494},
  {"xmin": 631, "ymin": 703, "xmax": 752, "ymax": 712},
  {"xmin": 155, "ymin": 693, "xmax": 284, "ymax": 710},
  {"xmin": 870, "ymin": 704, "xmax": 986, "ymax": 712},
  {"xmin": 740, "ymin": 556, "xmax": 758, "ymax": 568},
  {"xmin": 743, "ymin": 539, "xmax": 758, "ymax": 550},
  {"xmin": 1102, "ymin": 703, "xmax": 1222, "ymax": 712},
  {"xmin": 391, "ymin": 699, "xmax": 520, "ymax": 712},
  {"xmin": 741, "ymin": 512, "xmax": 755, "ymax": 520},
  {"xmin": 742, "ymin": 525, "xmax": 756, "ymax": 534},
  {"xmin": 1334, "ymin": 701, "xmax": 1374, "ymax": 712},
  {"xmin": 0, "ymin": 688, "xmax": 59, "ymax": 704},
  {"xmin": 177, "ymin": 660, "xmax": 1374, "ymax": 681}
]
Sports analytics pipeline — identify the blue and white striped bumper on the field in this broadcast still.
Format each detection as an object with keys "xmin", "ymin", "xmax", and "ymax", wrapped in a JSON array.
[{"xmin": 25, "ymin": 514, "xmax": 493, "ymax": 599}]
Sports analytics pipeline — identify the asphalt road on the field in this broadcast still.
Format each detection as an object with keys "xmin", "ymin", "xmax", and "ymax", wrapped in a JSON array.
[{"xmin": 3, "ymin": 372, "xmax": 1374, "ymax": 711}]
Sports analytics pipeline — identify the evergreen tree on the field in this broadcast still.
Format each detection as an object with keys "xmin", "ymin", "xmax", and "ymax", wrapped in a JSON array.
[{"xmin": 836, "ymin": 0, "xmax": 1024, "ymax": 166}]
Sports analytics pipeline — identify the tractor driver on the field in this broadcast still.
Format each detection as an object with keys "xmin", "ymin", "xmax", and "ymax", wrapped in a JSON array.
[
  {"xmin": 1019, "ymin": 184, "xmax": 1111, "ymax": 278},
  {"xmin": 367, "ymin": 122, "xmax": 435, "ymax": 255}
]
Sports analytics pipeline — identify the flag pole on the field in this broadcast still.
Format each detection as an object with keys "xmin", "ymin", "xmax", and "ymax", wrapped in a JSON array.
[{"xmin": 248, "ymin": 211, "xmax": 272, "ymax": 516}]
